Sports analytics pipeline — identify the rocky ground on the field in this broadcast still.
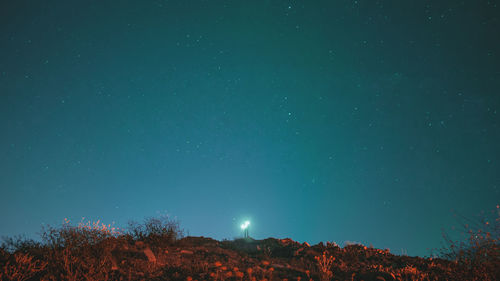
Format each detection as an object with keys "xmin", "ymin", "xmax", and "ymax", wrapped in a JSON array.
[
  {"xmin": 1, "ymin": 232, "xmax": 497, "ymax": 280},
  {"xmin": 98, "ymin": 236, "xmax": 457, "ymax": 281}
]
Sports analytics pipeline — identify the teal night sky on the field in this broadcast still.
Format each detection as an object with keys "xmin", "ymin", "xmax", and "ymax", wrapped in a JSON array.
[{"xmin": 1, "ymin": 1, "xmax": 499, "ymax": 257}]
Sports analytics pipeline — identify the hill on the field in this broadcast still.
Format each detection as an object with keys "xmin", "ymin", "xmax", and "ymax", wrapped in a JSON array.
[{"xmin": 0, "ymin": 217, "xmax": 498, "ymax": 280}]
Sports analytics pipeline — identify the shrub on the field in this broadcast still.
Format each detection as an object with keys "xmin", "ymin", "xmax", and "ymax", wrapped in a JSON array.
[
  {"xmin": 438, "ymin": 205, "xmax": 500, "ymax": 280},
  {"xmin": 40, "ymin": 218, "xmax": 120, "ymax": 250},
  {"xmin": 37, "ymin": 219, "xmax": 120, "ymax": 280},
  {"xmin": 0, "ymin": 216, "xmax": 185, "ymax": 280},
  {"xmin": 0, "ymin": 235, "xmax": 41, "ymax": 254},
  {"xmin": 315, "ymin": 251, "xmax": 335, "ymax": 281},
  {"xmin": 126, "ymin": 215, "xmax": 184, "ymax": 246},
  {"xmin": 2, "ymin": 252, "xmax": 47, "ymax": 281}
]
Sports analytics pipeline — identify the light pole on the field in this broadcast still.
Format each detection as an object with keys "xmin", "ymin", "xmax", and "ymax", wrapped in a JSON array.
[{"xmin": 241, "ymin": 221, "xmax": 250, "ymax": 238}]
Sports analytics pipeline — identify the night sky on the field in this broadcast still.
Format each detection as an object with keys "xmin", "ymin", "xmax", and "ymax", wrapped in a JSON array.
[{"xmin": 1, "ymin": 0, "xmax": 499, "ymax": 257}]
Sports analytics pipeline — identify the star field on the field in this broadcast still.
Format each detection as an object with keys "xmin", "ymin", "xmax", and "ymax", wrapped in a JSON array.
[{"xmin": 1, "ymin": 0, "xmax": 499, "ymax": 256}]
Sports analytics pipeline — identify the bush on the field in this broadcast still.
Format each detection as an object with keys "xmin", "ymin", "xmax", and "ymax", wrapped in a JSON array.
[
  {"xmin": 41, "ymin": 223, "xmax": 113, "ymax": 250},
  {"xmin": 438, "ymin": 205, "xmax": 500, "ymax": 280},
  {"xmin": 0, "ymin": 216, "xmax": 185, "ymax": 280},
  {"xmin": 2, "ymin": 252, "xmax": 47, "ymax": 281},
  {"xmin": 126, "ymin": 215, "xmax": 184, "ymax": 246},
  {"xmin": 0, "ymin": 235, "xmax": 41, "ymax": 254}
]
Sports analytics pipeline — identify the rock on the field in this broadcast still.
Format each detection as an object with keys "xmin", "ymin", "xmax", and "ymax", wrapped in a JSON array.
[
  {"xmin": 143, "ymin": 247, "xmax": 157, "ymax": 263},
  {"xmin": 294, "ymin": 247, "xmax": 304, "ymax": 256}
]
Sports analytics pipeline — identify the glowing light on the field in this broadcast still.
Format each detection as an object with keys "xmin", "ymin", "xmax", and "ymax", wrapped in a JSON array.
[{"xmin": 240, "ymin": 220, "xmax": 250, "ymax": 230}]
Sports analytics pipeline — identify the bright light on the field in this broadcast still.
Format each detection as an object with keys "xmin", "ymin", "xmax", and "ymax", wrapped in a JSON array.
[{"xmin": 240, "ymin": 220, "xmax": 250, "ymax": 230}]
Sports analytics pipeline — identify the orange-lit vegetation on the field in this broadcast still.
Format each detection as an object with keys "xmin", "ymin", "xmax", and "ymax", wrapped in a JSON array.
[
  {"xmin": 314, "ymin": 251, "xmax": 334, "ymax": 281},
  {"xmin": 1, "ymin": 208, "xmax": 499, "ymax": 280}
]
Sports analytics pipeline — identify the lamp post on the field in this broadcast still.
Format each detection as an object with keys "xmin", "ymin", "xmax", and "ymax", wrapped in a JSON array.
[{"xmin": 241, "ymin": 221, "xmax": 250, "ymax": 238}]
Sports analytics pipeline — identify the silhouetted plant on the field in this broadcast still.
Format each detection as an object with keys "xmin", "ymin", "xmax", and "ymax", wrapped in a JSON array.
[
  {"xmin": 36, "ymin": 219, "xmax": 119, "ymax": 280},
  {"xmin": 40, "ymin": 218, "xmax": 120, "ymax": 250},
  {"xmin": 0, "ymin": 216, "xmax": 185, "ymax": 280},
  {"xmin": 438, "ymin": 205, "xmax": 500, "ymax": 280},
  {"xmin": 126, "ymin": 215, "xmax": 184, "ymax": 246},
  {"xmin": 0, "ymin": 235, "xmax": 41, "ymax": 254}
]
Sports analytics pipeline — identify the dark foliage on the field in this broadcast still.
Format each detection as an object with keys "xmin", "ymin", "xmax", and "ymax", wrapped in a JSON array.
[
  {"xmin": 436, "ymin": 205, "xmax": 500, "ymax": 281},
  {"xmin": 0, "ymin": 235, "xmax": 41, "ymax": 254},
  {"xmin": 126, "ymin": 215, "xmax": 184, "ymax": 249}
]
